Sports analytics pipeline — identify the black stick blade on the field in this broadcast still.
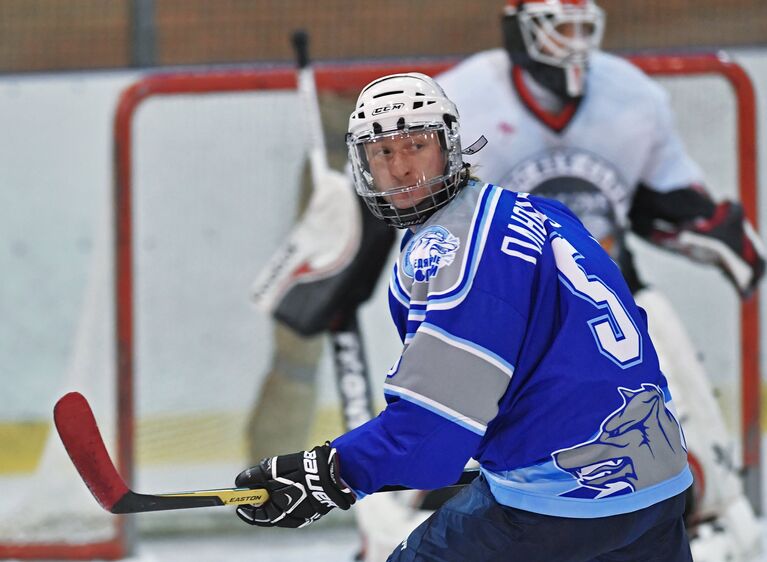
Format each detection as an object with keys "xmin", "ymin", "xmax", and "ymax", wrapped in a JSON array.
[{"xmin": 112, "ymin": 488, "xmax": 271, "ymax": 514}]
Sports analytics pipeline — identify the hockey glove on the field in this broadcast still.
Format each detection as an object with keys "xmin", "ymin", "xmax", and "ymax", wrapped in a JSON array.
[
  {"xmin": 235, "ymin": 442, "xmax": 355, "ymax": 528},
  {"xmin": 650, "ymin": 202, "xmax": 766, "ymax": 298}
]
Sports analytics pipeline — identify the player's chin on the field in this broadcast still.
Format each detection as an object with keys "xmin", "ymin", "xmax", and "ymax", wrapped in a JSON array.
[
  {"xmin": 386, "ymin": 189, "xmax": 429, "ymax": 209},
  {"xmin": 387, "ymin": 198, "xmax": 416, "ymax": 210}
]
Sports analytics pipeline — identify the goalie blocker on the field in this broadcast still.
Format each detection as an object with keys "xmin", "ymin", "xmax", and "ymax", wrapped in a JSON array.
[
  {"xmin": 250, "ymin": 157, "xmax": 395, "ymax": 337},
  {"xmin": 251, "ymin": 28, "xmax": 396, "ymax": 337}
]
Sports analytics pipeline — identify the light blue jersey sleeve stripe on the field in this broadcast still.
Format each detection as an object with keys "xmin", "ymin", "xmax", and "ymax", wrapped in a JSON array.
[
  {"xmin": 390, "ymin": 263, "xmax": 410, "ymax": 306},
  {"xmin": 408, "ymin": 309, "xmax": 426, "ymax": 322}
]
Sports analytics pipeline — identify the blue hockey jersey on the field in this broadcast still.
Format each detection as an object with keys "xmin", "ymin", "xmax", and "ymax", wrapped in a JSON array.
[{"xmin": 332, "ymin": 180, "xmax": 692, "ymax": 518}]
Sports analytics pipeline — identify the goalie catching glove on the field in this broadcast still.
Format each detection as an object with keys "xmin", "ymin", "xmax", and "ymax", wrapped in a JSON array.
[
  {"xmin": 649, "ymin": 201, "xmax": 765, "ymax": 298},
  {"xmin": 235, "ymin": 442, "xmax": 355, "ymax": 528}
]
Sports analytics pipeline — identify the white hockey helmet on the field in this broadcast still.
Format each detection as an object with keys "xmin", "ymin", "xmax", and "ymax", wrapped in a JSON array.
[
  {"xmin": 346, "ymin": 73, "xmax": 468, "ymax": 228},
  {"xmin": 503, "ymin": 0, "xmax": 605, "ymax": 98}
]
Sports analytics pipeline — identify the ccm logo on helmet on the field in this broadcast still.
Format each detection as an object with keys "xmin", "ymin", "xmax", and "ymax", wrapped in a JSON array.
[
  {"xmin": 372, "ymin": 103, "xmax": 405, "ymax": 115},
  {"xmin": 303, "ymin": 450, "xmax": 338, "ymax": 509}
]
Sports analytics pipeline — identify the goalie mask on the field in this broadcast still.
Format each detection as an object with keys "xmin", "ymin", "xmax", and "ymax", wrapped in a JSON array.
[
  {"xmin": 503, "ymin": 0, "xmax": 605, "ymax": 99},
  {"xmin": 346, "ymin": 73, "xmax": 468, "ymax": 229}
]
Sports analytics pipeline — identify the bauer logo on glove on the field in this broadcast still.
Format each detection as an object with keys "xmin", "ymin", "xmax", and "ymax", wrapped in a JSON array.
[{"xmin": 234, "ymin": 443, "xmax": 355, "ymax": 529}]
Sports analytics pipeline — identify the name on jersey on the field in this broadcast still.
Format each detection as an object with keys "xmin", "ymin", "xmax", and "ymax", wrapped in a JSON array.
[
  {"xmin": 500, "ymin": 197, "xmax": 547, "ymax": 265},
  {"xmin": 403, "ymin": 225, "xmax": 460, "ymax": 282}
]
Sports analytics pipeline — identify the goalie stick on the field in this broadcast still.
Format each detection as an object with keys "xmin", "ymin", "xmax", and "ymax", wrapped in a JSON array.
[
  {"xmin": 291, "ymin": 29, "xmax": 376, "ymax": 431},
  {"xmin": 55, "ymin": 392, "xmax": 479, "ymax": 514},
  {"xmin": 292, "ymin": 29, "xmax": 328, "ymax": 188}
]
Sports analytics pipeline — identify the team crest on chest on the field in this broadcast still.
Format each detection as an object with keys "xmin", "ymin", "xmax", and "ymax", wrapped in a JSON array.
[{"xmin": 403, "ymin": 226, "xmax": 460, "ymax": 283}]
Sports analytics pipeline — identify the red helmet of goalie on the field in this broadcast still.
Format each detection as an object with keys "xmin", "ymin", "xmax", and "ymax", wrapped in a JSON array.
[{"xmin": 502, "ymin": 0, "xmax": 605, "ymax": 99}]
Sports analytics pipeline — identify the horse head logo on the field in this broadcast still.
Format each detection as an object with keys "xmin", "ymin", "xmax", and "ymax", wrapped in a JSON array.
[{"xmin": 552, "ymin": 384, "xmax": 687, "ymax": 499}]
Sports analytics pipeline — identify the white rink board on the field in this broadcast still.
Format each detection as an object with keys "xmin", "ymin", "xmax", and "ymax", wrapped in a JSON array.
[
  {"xmin": 2, "ymin": 53, "xmax": 767, "ymax": 419},
  {"xmin": 3, "ymin": 52, "xmax": 767, "ymax": 419}
]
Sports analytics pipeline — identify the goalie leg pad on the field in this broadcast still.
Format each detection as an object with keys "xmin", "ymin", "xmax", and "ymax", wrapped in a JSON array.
[
  {"xmin": 690, "ymin": 497, "xmax": 763, "ymax": 562},
  {"xmin": 634, "ymin": 289, "xmax": 750, "ymax": 518},
  {"xmin": 354, "ymin": 492, "xmax": 432, "ymax": 562},
  {"xmin": 634, "ymin": 289, "xmax": 761, "ymax": 559},
  {"xmin": 246, "ymin": 322, "xmax": 323, "ymax": 463}
]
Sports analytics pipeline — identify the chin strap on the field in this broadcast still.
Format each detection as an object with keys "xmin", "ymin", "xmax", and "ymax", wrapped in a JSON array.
[{"xmin": 564, "ymin": 61, "xmax": 587, "ymax": 98}]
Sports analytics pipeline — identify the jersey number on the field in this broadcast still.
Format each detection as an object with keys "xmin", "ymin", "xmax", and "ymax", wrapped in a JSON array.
[{"xmin": 552, "ymin": 236, "xmax": 642, "ymax": 368}]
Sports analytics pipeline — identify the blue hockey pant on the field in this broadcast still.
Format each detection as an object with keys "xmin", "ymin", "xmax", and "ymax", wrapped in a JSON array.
[{"xmin": 387, "ymin": 475, "xmax": 692, "ymax": 562}]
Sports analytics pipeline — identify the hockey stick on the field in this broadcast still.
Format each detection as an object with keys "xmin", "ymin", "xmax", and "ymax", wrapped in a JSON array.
[
  {"xmin": 329, "ymin": 314, "xmax": 376, "ymax": 430},
  {"xmin": 54, "ymin": 392, "xmax": 479, "ymax": 514},
  {"xmin": 291, "ymin": 29, "xmax": 376, "ymax": 431},
  {"xmin": 292, "ymin": 29, "xmax": 328, "ymax": 188}
]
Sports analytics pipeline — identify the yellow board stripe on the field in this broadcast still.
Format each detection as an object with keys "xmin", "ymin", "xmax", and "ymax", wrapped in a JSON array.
[{"xmin": 0, "ymin": 421, "xmax": 48, "ymax": 474}]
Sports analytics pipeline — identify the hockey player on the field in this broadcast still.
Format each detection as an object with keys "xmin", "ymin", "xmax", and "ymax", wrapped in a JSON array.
[
  {"xmin": 415, "ymin": 1, "xmax": 763, "ymax": 560},
  {"xmin": 245, "ymin": 2, "xmax": 764, "ymax": 558},
  {"xmin": 235, "ymin": 72, "xmax": 695, "ymax": 561}
]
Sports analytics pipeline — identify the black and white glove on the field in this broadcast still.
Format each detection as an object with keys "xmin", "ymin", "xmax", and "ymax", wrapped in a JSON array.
[
  {"xmin": 650, "ymin": 202, "xmax": 766, "ymax": 298},
  {"xmin": 234, "ymin": 443, "xmax": 356, "ymax": 528}
]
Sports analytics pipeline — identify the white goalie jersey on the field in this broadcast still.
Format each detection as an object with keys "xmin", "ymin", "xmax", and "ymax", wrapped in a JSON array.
[{"xmin": 438, "ymin": 48, "xmax": 704, "ymax": 223}]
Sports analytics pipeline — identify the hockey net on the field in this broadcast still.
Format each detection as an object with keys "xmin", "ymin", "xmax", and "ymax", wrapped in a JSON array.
[{"xmin": 0, "ymin": 54, "xmax": 759, "ymax": 559}]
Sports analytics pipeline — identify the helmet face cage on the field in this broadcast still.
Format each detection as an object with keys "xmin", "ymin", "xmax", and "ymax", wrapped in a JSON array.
[
  {"xmin": 347, "ymin": 73, "xmax": 467, "ymax": 228},
  {"xmin": 516, "ymin": 2, "xmax": 605, "ymax": 68},
  {"xmin": 503, "ymin": 0, "xmax": 605, "ymax": 98},
  {"xmin": 348, "ymin": 125, "xmax": 465, "ymax": 228}
]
